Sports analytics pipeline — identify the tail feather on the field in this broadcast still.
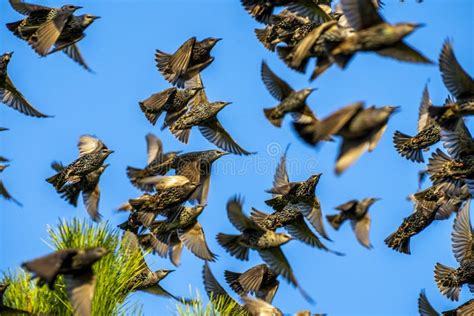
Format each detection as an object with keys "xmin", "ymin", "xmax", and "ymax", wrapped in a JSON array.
[
  {"xmin": 310, "ymin": 56, "xmax": 332, "ymax": 81},
  {"xmin": 46, "ymin": 172, "xmax": 65, "ymax": 190},
  {"xmin": 126, "ymin": 166, "xmax": 156, "ymax": 192},
  {"xmin": 326, "ymin": 214, "xmax": 344, "ymax": 231},
  {"xmin": 6, "ymin": 20, "xmax": 23, "ymax": 33},
  {"xmin": 216, "ymin": 233, "xmax": 249, "ymax": 261},
  {"xmin": 263, "ymin": 108, "xmax": 284, "ymax": 128},
  {"xmin": 277, "ymin": 46, "xmax": 308, "ymax": 73},
  {"xmin": 139, "ymin": 102, "xmax": 160, "ymax": 126},
  {"xmin": 434, "ymin": 263, "xmax": 460, "ymax": 301},
  {"xmin": 427, "ymin": 149, "xmax": 452, "ymax": 179},
  {"xmin": 331, "ymin": 52, "xmax": 354, "ymax": 69},
  {"xmin": 393, "ymin": 131, "xmax": 424, "ymax": 163},
  {"xmin": 384, "ymin": 231, "xmax": 411, "ymax": 254},
  {"xmin": 255, "ymin": 28, "xmax": 274, "ymax": 51},
  {"xmin": 224, "ymin": 270, "xmax": 245, "ymax": 296}
]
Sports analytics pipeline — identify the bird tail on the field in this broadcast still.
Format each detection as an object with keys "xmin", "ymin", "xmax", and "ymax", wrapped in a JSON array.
[
  {"xmin": 6, "ymin": 20, "xmax": 22, "ymax": 33},
  {"xmin": 216, "ymin": 233, "xmax": 249, "ymax": 261},
  {"xmin": 393, "ymin": 131, "xmax": 424, "ymax": 163},
  {"xmin": 155, "ymin": 49, "xmax": 180, "ymax": 86},
  {"xmin": 126, "ymin": 166, "xmax": 155, "ymax": 191},
  {"xmin": 241, "ymin": 0, "xmax": 272, "ymax": 23},
  {"xmin": 428, "ymin": 105, "xmax": 458, "ymax": 130},
  {"xmin": 427, "ymin": 149, "xmax": 453, "ymax": 181},
  {"xmin": 384, "ymin": 231, "xmax": 411, "ymax": 255},
  {"xmin": 46, "ymin": 172, "xmax": 65, "ymax": 190},
  {"xmin": 326, "ymin": 214, "xmax": 344, "ymax": 231},
  {"xmin": 255, "ymin": 28, "xmax": 274, "ymax": 51},
  {"xmin": 330, "ymin": 52, "xmax": 354, "ymax": 69},
  {"xmin": 263, "ymin": 108, "xmax": 284, "ymax": 128},
  {"xmin": 310, "ymin": 56, "xmax": 332, "ymax": 81},
  {"xmin": 434, "ymin": 263, "xmax": 460, "ymax": 301},
  {"xmin": 277, "ymin": 46, "xmax": 308, "ymax": 73},
  {"xmin": 139, "ymin": 102, "xmax": 160, "ymax": 126},
  {"xmin": 223, "ymin": 270, "xmax": 245, "ymax": 295}
]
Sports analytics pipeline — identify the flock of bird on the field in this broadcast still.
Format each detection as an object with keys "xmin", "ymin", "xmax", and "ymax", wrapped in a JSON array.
[{"xmin": 0, "ymin": 0, "xmax": 473, "ymax": 315}]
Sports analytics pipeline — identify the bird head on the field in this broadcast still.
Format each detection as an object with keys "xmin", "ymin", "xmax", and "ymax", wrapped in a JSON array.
[
  {"xmin": 394, "ymin": 22, "xmax": 424, "ymax": 36},
  {"xmin": 85, "ymin": 247, "xmax": 109, "ymax": 264},
  {"xmin": 99, "ymin": 147, "xmax": 114, "ymax": 158},
  {"xmin": 277, "ymin": 233, "xmax": 294, "ymax": 245},
  {"xmin": 363, "ymin": 197, "xmax": 380, "ymax": 209},
  {"xmin": 61, "ymin": 4, "xmax": 83, "ymax": 12},
  {"xmin": 303, "ymin": 173, "xmax": 322, "ymax": 194},
  {"xmin": 208, "ymin": 149, "xmax": 230, "ymax": 162},
  {"xmin": 1, "ymin": 52, "xmax": 13, "ymax": 65},
  {"xmin": 302, "ymin": 87, "xmax": 316, "ymax": 98},
  {"xmin": 213, "ymin": 101, "xmax": 232, "ymax": 112},
  {"xmin": 80, "ymin": 14, "xmax": 101, "ymax": 27},
  {"xmin": 385, "ymin": 105, "xmax": 401, "ymax": 115},
  {"xmin": 203, "ymin": 37, "xmax": 222, "ymax": 48},
  {"xmin": 155, "ymin": 269, "xmax": 175, "ymax": 280}
]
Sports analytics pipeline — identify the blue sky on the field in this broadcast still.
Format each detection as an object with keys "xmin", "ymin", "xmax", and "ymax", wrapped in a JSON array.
[{"xmin": 0, "ymin": 0, "xmax": 473, "ymax": 315}]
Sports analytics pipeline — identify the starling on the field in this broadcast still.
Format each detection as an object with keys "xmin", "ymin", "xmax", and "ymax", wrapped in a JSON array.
[
  {"xmin": 217, "ymin": 196, "xmax": 314, "ymax": 303},
  {"xmin": 127, "ymin": 145, "xmax": 228, "ymax": 204},
  {"xmin": 202, "ymin": 263, "xmax": 249, "ymax": 316},
  {"xmin": 385, "ymin": 197, "xmax": 439, "ymax": 255},
  {"xmin": 6, "ymin": 0, "xmax": 81, "ymax": 41},
  {"xmin": 418, "ymin": 289, "xmax": 474, "ymax": 316},
  {"xmin": 240, "ymin": 0, "xmax": 331, "ymax": 24},
  {"xmin": 126, "ymin": 175, "xmax": 199, "ymax": 227},
  {"xmin": 260, "ymin": 61, "xmax": 316, "ymax": 128},
  {"xmin": 0, "ymin": 52, "xmax": 50, "ymax": 118},
  {"xmin": 326, "ymin": 198, "xmax": 379, "ymax": 249},
  {"xmin": 224, "ymin": 263, "xmax": 279, "ymax": 303},
  {"xmin": 155, "ymin": 37, "xmax": 220, "ymax": 88},
  {"xmin": 265, "ymin": 148, "xmax": 330, "ymax": 240},
  {"xmin": 150, "ymin": 204, "xmax": 217, "ymax": 262},
  {"xmin": 46, "ymin": 14, "xmax": 100, "ymax": 71},
  {"xmin": 169, "ymin": 75, "xmax": 254, "ymax": 155},
  {"xmin": 122, "ymin": 230, "xmax": 192, "ymax": 303},
  {"xmin": 312, "ymin": 103, "xmax": 398, "ymax": 174},
  {"xmin": 429, "ymin": 40, "xmax": 474, "ymax": 130},
  {"xmin": 22, "ymin": 247, "xmax": 108, "ymax": 316},
  {"xmin": 328, "ymin": 0, "xmax": 432, "ymax": 68},
  {"xmin": 393, "ymin": 85, "xmax": 441, "ymax": 163},
  {"xmin": 46, "ymin": 135, "xmax": 113, "ymax": 191},
  {"xmin": 0, "ymin": 283, "xmax": 29, "ymax": 314},
  {"xmin": 126, "ymin": 133, "xmax": 181, "ymax": 191},
  {"xmin": 242, "ymin": 296, "xmax": 283, "ymax": 316},
  {"xmin": 50, "ymin": 161, "xmax": 108, "ymax": 222},
  {"xmin": 0, "ymin": 164, "xmax": 22, "ymax": 206},
  {"xmin": 434, "ymin": 199, "xmax": 474, "ymax": 301},
  {"xmin": 139, "ymin": 87, "xmax": 201, "ymax": 127}
]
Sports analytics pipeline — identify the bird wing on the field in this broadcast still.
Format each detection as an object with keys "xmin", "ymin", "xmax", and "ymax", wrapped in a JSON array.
[
  {"xmin": 190, "ymin": 170, "xmax": 211, "ymax": 205},
  {"xmin": 286, "ymin": 1, "xmax": 333, "ymax": 23},
  {"xmin": 439, "ymin": 39, "xmax": 474, "ymax": 100},
  {"xmin": 0, "ymin": 180, "xmax": 22, "ymax": 206},
  {"xmin": 199, "ymin": 118, "xmax": 253, "ymax": 156},
  {"xmin": 175, "ymin": 160, "xmax": 200, "ymax": 183},
  {"xmin": 178, "ymin": 222, "xmax": 217, "ymax": 261},
  {"xmin": 376, "ymin": 42, "xmax": 433, "ymax": 64},
  {"xmin": 141, "ymin": 283, "xmax": 185, "ymax": 302},
  {"xmin": 22, "ymin": 249, "xmax": 77, "ymax": 287},
  {"xmin": 168, "ymin": 233, "xmax": 184, "ymax": 267},
  {"xmin": 418, "ymin": 290, "xmax": 439, "ymax": 316},
  {"xmin": 137, "ymin": 234, "xmax": 169, "ymax": 258},
  {"xmin": 451, "ymin": 199, "xmax": 473, "ymax": 263},
  {"xmin": 51, "ymin": 161, "xmax": 65, "ymax": 172},
  {"xmin": 237, "ymin": 264, "xmax": 267, "ymax": 292},
  {"xmin": 417, "ymin": 85, "xmax": 434, "ymax": 132},
  {"xmin": 300, "ymin": 197, "xmax": 331, "ymax": 240},
  {"xmin": 64, "ymin": 271, "xmax": 95, "ymax": 316},
  {"xmin": 202, "ymin": 263, "xmax": 238, "ymax": 306},
  {"xmin": 441, "ymin": 119, "xmax": 474, "ymax": 160},
  {"xmin": 351, "ymin": 213, "xmax": 372, "ymax": 249},
  {"xmin": 368, "ymin": 123, "xmax": 388, "ymax": 152},
  {"xmin": 77, "ymin": 135, "xmax": 106, "ymax": 156},
  {"xmin": 285, "ymin": 215, "xmax": 330, "ymax": 251},
  {"xmin": 335, "ymin": 200, "xmax": 358, "ymax": 212},
  {"xmin": 8, "ymin": 0, "xmax": 51, "ymax": 15},
  {"xmin": 335, "ymin": 135, "xmax": 370, "ymax": 175},
  {"xmin": 82, "ymin": 184, "xmax": 102, "ymax": 222},
  {"xmin": 271, "ymin": 145, "xmax": 290, "ymax": 194},
  {"xmin": 1, "ymin": 75, "xmax": 49, "ymax": 117},
  {"xmin": 317, "ymin": 102, "xmax": 364, "ymax": 142},
  {"xmin": 167, "ymin": 37, "xmax": 196, "ymax": 81},
  {"xmin": 340, "ymin": 0, "xmax": 384, "ymax": 31},
  {"xmin": 152, "ymin": 175, "xmax": 189, "ymax": 191},
  {"xmin": 60, "ymin": 43, "xmax": 92, "ymax": 72},
  {"xmin": 258, "ymin": 247, "xmax": 296, "ymax": 286},
  {"xmin": 261, "ymin": 61, "xmax": 293, "ymax": 101},
  {"xmin": 146, "ymin": 133, "xmax": 164, "ymax": 165},
  {"xmin": 226, "ymin": 195, "xmax": 261, "ymax": 232},
  {"xmin": 29, "ymin": 13, "xmax": 72, "ymax": 56}
]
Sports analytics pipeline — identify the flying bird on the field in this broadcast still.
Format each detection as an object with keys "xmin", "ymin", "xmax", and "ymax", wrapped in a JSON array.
[
  {"xmin": 155, "ymin": 37, "xmax": 220, "ymax": 88},
  {"xmin": 139, "ymin": 87, "xmax": 201, "ymax": 127},
  {"xmin": 0, "ymin": 52, "xmax": 50, "ymax": 118},
  {"xmin": 22, "ymin": 247, "xmax": 108, "ymax": 316},
  {"xmin": 50, "ymin": 161, "xmax": 108, "ymax": 222},
  {"xmin": 327, "ymin": 198, "xmax": 379, "ymax": 249},
  {"xmin": 393, "ymin": 85, "xmax": 441, "ymax": 163},
  {"xmin": 434, "ymin": 199, "xmax": 474, "ymax": 301},
  {"xmin": 418, "ymin": 289, "xmax": 473, "ymax": 316},
  {"xmin": 0, "ymin": 165, "xmax": 22, "ymax": 206},
  {"xmin": 429, "ymin": 39, "xmax": 474, "ymax": 129},
  {"xmin": 46, "ymin": 135, "xmax": 113, "ymax": 191},
  {"xmin": 261, "ymin": 61, "xmax": 316, "ymax": 128},
  {"xmin": 328, "ymin": 0, "xmax": 432, "ymax": 68},
  {"xmin": 169, "ymin": 74, "xmax": 254, "ymax": 155},
  {"xmin": 224, "ymin": 263, "xmax": 280, "ymax": 303}
]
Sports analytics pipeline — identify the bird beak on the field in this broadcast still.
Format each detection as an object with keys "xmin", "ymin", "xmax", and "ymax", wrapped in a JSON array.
[
  {"xmin": 415, "ymin": 23, "xmax": 426, "ymax": 28},
  {"xmin": 93, "ymin": 16, "xmax": 101, "ymax": 20},
  {"xmin": 167, "ymin": 270, "xmax": 175, "ymax": 273},
  {"xmin": 391, "ymin": 106, "xmax": 401, "ymax": 113},
  {"xmin": 215, "ymin": 38, "xmax": 222, "ymax": 42},
  {"xmin": 224, "ymin": 102, "xmax": 232, "ymax": 106},
  {"xmin": 108, "ymin": 149, "xmax": 115, "ymax": 154},
  {"xmin": 103, "ymin": 163, "xmax": 110, "ymax": 169},
  {"xmin": 74, "ymin": 6, "xmax": 83, "ymax": 10}
]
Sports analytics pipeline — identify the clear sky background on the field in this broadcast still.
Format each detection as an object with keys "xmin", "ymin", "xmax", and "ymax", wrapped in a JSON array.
[{"xmin": 0, "ymin": 0, "xmax": 473, "ymax": 315}]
